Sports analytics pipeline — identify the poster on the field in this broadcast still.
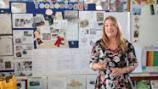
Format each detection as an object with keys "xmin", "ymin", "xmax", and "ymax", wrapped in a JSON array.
[
  {"xmin": 0, "ymin": 0, "xmax": 9, "ymax": 8},
  {"xmin": 11, "ymin": 2, "xmax": 26, "ymax": 13},
  {"xmin": 0, "ymin": 36, "xmax": 13, "ymax": 55},
  {"xmin": 34, "ymin": 21, "xmax": 69, "ymax": 48},
  {"xmin": 13, "ymin": 30, "xmax": 34, "ymax": 58},
  {"xmin": 0, "ymin": 56, "xmax": 14, "ymax": 70},
  {"xmin": 0, "ymin": 14, "xmax": 12, "ymax": 34},
  {"xmin": 12, "ymin": 14, "xmax": 33, "ymax": 28}
]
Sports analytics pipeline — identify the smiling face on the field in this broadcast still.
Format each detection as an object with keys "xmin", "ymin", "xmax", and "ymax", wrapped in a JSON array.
[{"xmin": 104, "ymin": 19, "xmax": 118, "ymax": 39}]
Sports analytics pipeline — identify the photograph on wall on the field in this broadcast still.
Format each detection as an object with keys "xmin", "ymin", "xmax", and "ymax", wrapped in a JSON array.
[
  {"xmin": 15, "ymin": 60, "xmax": 32, "ymax": 76},
  {"xmin": 27, "ymin": 76, "xmax": 47, "ymax": 89},
  {"xmin": 0, "ymin": 14, "xmax": 12, "ymax": 34},
  {"xmin": 79, "ymin": 11, "xmax": 92, "ymax": 29},
  {"xmin": 14, "ymin": 44, "xmax": 33, "ymax": 58},
  {"xmin": 32, "ymin": 14, "xmax": 45, "ymax": 27},
  {"xmin": 11, "ymin": 2, "xmax": 26, "ymax": 13},
  {"xmin": 12, "ymin": 14, "xmax": 33, "ymax": 28},
  {"xmin": 13, "ymin": 30, "xmax": 34, "ymax": 44},
  {"xmin": 64, "ymin": 10, "xmax": 78, "ymax": 23},
  {"xmin": 0, "ymin": 56, "xmax": 14, "ymax": 70},
  {"xmin": 16, "ymin": 60, "xmax": 32, "ymax": 71},
  {"xmin": 96, "ymin": 11, "xmax": 104, "ymax": 27},
  {"xmin": 0, "ymin": 36, "xmax": 13, "ymax": 56},
  {"xmin": 67, "ymin": 75, "xmax": 86, "ymax": 89},
  {"xmin": 0, "ymin": 0, "xmax": 9, "ymax": 8}
]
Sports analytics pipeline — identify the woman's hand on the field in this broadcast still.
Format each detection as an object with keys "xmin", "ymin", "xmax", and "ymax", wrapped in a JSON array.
[
  {"xmin": 111, "ymin": 66, "xmax": 136, "ymax": 77},
  {"xmin": 92, "ymin": 63, "xmax": 106, "ymax": 71},
  {"xmin": 111, "ymin": 68, "xmax": 124, "ymax": 76}
]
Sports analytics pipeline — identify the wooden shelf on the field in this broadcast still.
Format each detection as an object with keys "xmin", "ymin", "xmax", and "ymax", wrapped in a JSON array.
[
  {"xmin": 131, "ymin": 76, "xmax": 158, "ymax": 80},
  {"xmin": 130, "ymin": 73, "xmax": 158, "ymax": 80}
]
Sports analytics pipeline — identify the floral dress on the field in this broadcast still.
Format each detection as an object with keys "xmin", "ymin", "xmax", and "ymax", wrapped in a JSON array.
[{"xmin": 90, "ymin": 39, "xmax": 137, "ymax": 89}]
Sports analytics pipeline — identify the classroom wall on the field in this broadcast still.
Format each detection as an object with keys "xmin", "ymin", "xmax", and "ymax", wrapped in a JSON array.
[{"xmin": 1, "ymin": 0, "xmax": 158, "ymax": 89}]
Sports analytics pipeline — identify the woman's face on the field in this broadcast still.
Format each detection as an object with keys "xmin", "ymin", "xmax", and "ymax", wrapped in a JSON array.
[{"xmin": 104, "ymin": 19, "xmax": 118, "ymax": 38}]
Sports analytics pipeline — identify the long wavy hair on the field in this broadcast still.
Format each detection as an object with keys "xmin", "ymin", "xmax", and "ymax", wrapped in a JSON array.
[{"xmin": 100, "ymin": 16, "xmax": 127, "ymax": 52}]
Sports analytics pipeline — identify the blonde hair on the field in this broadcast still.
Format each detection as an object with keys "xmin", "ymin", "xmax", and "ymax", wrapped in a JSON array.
[{"xmin": 101, "ymin": 16, "xmax": 127, "ymax": 52}]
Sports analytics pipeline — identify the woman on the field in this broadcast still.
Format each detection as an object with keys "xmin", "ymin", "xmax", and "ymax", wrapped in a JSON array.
[{"xmin": 90, "ymin": 16, "xmax": 138, "ymax": 89}]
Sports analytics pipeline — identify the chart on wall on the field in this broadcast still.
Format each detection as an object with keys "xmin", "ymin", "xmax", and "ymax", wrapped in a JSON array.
[{"xmin": 142, "ymin": 47, "xmax": 158, "ymax": 73}]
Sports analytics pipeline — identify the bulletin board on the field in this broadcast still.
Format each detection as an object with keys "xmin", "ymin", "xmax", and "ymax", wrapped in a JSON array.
[{"xmin": 0, "ymin": 0, "xmax": 143, "ymax": 76}]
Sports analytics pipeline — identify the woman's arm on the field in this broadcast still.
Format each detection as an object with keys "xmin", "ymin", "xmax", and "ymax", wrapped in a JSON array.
[
  {"xmin": 90, "ymin": 62, "xmax": 106, "ymax": 71},
  {"xmin": 90, "ymin": 40, "xmax": 106, "ymax": 71},
  {"xmin": 111, "ymin": 63, "xmax": 138, "ymax": 76}
]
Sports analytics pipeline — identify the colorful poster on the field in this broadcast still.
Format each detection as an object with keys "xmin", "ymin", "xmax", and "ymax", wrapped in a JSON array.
[
  {"xmin": 142, "ymin": 47, "xmax": 158, "ymax": 72},
  {"xmin": 34, "ymin": 20, "xmax": 69, "ymax": 48}
]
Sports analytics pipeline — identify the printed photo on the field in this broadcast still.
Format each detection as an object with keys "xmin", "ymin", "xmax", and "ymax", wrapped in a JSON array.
[
  {"xmin": 12, "ymin": 14, "xmax": 33, "ymax": 28},
  {"xmin": 0, "ymin": 56, "xmax": 14, "ymax": 70},
  {"xmin": 11, "ymin": 2, "xmax": 26, "ymax": 13},
  {"xmin": 42, "ymin": 33, "xmax": 51, "ymax": 40},
  {"xmin": 80, "ymin": 19, "xmax": 89, "ymax": 28},
  {"xmin": 0, "ymin": 0, "xmax": 9, "ymax": 8},
  {"xmin": 32, "ymin": 14, "xmax": 45, "ymax": 27},
  {"xmin": 64, "ymin": 11, "xmax": 78, "ymax": 22}
]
